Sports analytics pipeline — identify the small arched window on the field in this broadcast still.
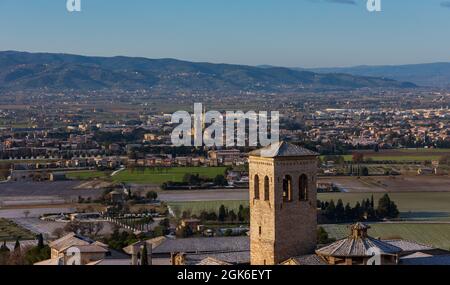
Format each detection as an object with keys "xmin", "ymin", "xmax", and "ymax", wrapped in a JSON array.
[
  {"xmin": 254, "ymin": 175, "xmax": 260, "ymax": 200},
  {"xmin": 264, "ymin": 176, "xmax": 270, "ymax": 201},
  {"xmin": 299, "ymin": 174, "xmax": 308, "ymax": 201},
  {"xmin": 282, "ymin": 175, "xmax": 293, "ymax": 202}
]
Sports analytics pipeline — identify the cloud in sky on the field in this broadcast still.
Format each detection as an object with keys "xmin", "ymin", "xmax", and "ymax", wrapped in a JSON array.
[{"xmin": 441, "ymin": 1, "xmax": 450, "ymax": 8}]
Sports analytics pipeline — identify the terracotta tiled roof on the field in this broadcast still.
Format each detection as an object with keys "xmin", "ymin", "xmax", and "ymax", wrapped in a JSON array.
[
  {"xmin": 185, "ymin": 251, "xmax": 250, "ymax": 265},
  {"xmin": 196, "ymin": 257, "xmax": 233, "ymax": 265},
  {"xmin": 384, "ymin": 240, "xmax": 434, "ymax": 252},
  {"xmin": 34, "ymin": 257, "xmax": 64, "ymax": 266},
  {"xmin": 49, "ymin": 233, "xmax": 109, "ymax": 253},
  {"xmin": 65, "ymin": 244, "xmax": 108, "ymax": 253},
  {"xmin": 49, "ymin": 233, "xmax": 93, "ymax": 252},
  {"xmin": 284, "ymin": 254, "xmax": 328, "ymax": 265}
]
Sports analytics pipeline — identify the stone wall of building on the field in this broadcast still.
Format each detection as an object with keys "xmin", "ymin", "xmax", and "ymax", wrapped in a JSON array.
[{"xmin": 249, "ymin": 155, "xmax": 318, "ymax": 265}]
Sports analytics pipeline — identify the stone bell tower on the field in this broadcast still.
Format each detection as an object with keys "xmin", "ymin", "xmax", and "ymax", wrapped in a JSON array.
[{"xmin": 248, "ymin": 141, "xmax": 318, "ymax": 265}]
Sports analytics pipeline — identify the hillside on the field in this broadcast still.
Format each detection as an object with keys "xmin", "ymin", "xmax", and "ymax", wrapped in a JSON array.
[{"xmin": 0, "ymin": 51, "xmax": 415, "ymax": 93}]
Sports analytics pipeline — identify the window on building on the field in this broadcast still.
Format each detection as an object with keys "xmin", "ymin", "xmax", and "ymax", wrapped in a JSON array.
[
  {"xmin": 254, "ymin": 175, "xmax": 260, "ymax": 200},
  {"xmin": 264, "ymin": 176, "xmax": 270, "ymax": 201},
  {"xmin": 282, "ymin": 175, "xmax": 293, "ymax": 202},
  {"xmin": 299, "ymin": 174, "xmax": 308, "ymax": 201}
]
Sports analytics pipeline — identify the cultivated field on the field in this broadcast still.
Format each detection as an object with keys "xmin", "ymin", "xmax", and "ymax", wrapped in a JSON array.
[
  {"xmin": 0, "ymin": 218, "xmax": 35, "ymax": 241},
  {"xmin": 0, "ymin": 181, "xmax": 105, "ymax": 207},
  {"xmin": 331, "ymin": 149, "xmax": 450, "ymax": 162},
  {"xmin": 112, "ymin": 167, "xmax": 227, "ymax": 185},
  {"xmin": 319, "ymin": 175, "xmax": 450, "ymax": 193},
  {"xmin": 322, "ymin": 223, "xmax": 450, "ymax": 251}
]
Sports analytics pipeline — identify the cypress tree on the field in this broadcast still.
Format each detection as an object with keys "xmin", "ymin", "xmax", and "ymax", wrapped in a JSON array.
[
  {"xmin": 377, "ymin": 194, "xmax": 391, "ymax": 218},
  {"xmin": 0, "ymin": 241, "xmax": 9, "ymax": 253},
  {"xmin": 335, "ymin": 199, "xmax": 345, "ymax": 222},
  {"xmin": 218, "ymin": 205, "xmax": 226, "ymax": 222},
  {"xmin": 140, "ymin": 244, "xmax": 148, "ymax": 266},
  {"xmin": 37, "ymin": 234, "xmax": 44, "ymax": 248},
  {"xmin": 353, "ymin": 202, "xmax": 362, "ymax": 221},
  {"xmin": 14, "ymin": 238, "xmax": 20, "ymax": 251},
  {"xmin": 344, "ymin": 203, "xmax": 353, "ymax": 221},
  {"xmin": 238, "ymin": 205, "xmax": 244, "ymax": 222},
  {"xmin": 325, "ymin": 200, "xmax": 336, "ymax": 221}
]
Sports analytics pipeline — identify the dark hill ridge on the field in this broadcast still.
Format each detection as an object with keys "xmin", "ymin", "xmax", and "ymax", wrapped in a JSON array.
[{"xmin": 0, "ymin": 51, "xmax": 416, "ymax": 92}]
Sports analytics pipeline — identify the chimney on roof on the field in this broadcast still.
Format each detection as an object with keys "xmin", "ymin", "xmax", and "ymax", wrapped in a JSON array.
[
  {"xmin": 171, "ymin": 252, "xmax": 186, "ymax": 265},
  {"xmin": 131, "ymin": 244, "xmax": 139, "ymax": 266},
  {"xmin": 130, "ymin": 242, "xmax": 152, "ymax": 266},
  {"xmin": 351, "ymin": 223, "xmax": 370, "ymax": 239}
]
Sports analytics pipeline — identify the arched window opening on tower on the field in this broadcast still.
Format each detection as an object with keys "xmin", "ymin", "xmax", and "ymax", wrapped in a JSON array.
[
  {"xmin": 282, "ymin": 175, "xmax": 293, "ymax": 202},
  {"xmin": 264, "ymin": 176, "xmax": 270, "ymax": 201},
  {"xmin": 299, "ymin": 174, "xmax": 308, "ymax": 201},
  {"xmin": 254, "ymin": 175, "xmax": 260, "ymax": 200}
]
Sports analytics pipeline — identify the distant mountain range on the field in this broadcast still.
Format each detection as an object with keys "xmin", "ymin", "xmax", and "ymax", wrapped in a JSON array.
[
  {"xmin": 0, "ymin": 51, "xmax": 415, "ymax": 93},
  {"xmin": 303, "ymin": 63, "xmax": 450, "ymax": 88}
]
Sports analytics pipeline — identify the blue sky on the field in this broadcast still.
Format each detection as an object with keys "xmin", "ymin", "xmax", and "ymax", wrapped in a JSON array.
[{"xmin": 0, "ymin": 0, "xmax": 450, "ymax": 67}]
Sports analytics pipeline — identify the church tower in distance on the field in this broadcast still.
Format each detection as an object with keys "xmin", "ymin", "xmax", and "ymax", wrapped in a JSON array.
[{"xmin": 248, "ymin": 141, "xmax": 318, "ymax": 265}]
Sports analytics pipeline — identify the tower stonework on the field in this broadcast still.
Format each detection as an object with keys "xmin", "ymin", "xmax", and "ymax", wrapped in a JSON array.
[{"xmin": 249, "ymin": 142, "xmax": 318, "ymax": 265}]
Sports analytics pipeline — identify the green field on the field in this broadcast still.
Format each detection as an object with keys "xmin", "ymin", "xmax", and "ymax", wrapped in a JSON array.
[
  {"xmin": 112, "ymin": 167, "xmax": 227, "ymax": 185},
  {"xmin": 323, "ymin": 223, "xmax": 450, "ymax": 251},
  {"xmin": 168, "ymin": 200, "xmax": 248, "ymax": 217},
  {"xmin": 367, "ymin": 155, "xmax": 442, "ymax": 162},
  {"xmin": 66, "ymin": 170, "xmax": 110, "ymax": 180},
  {"xmin": 0, "ymin": 219, "xmax": 35, "ymax": 241}
]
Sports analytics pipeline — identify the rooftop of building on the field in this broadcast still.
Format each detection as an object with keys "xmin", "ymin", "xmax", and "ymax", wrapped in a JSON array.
[
  {"xmin": 123, "ymin": 236, "xmax": 249, "ymax": 256},
  {"xmin": 184, "ymin": 251, "xmax": 250, "ymax": 265},
  {"xmin": 316, "ymin": 223, "xmax": 403, "ymax": 258},
  {"xmin": 400, "ymin": 253, "xmax": 450, "ymax": 265},
  {"xmin": 249, "ymin": 141, "xmax": 318, "ymax": 158}
]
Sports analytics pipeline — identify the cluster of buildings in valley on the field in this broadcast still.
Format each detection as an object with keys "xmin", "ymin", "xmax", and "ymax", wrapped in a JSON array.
[
  {"xmin": 1, "ymin": 89, "xmax": 449, "ymax": 184},
  {"xmin": 1, "ymin": 108, "xmax": 449, "ymax": 158},
  {"xmin": 304, "ymin": 108, "xmax": 450, "ymax": 149}
]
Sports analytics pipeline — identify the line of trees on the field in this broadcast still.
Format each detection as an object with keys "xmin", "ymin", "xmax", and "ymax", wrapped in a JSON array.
[
  {"xmin": 318, "ymin": 194, "xmax": 399, "ymax": 223},
  {"xmin": 161, "ymin": 173, "xmax": 227, "ymax": 190},
  {"xmin": 181, "ymin": 204, "xmax": 250, "ymax": 223}
]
